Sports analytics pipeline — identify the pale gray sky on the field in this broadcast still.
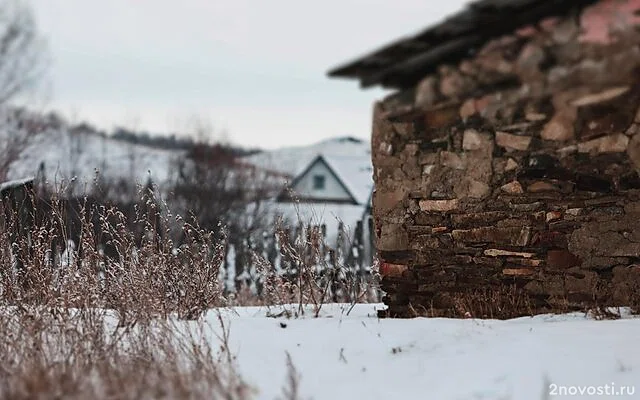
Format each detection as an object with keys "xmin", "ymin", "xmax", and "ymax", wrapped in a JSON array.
[{"xmin": 30, "ymin": 0, "xmax": 469, "ymax": 149}]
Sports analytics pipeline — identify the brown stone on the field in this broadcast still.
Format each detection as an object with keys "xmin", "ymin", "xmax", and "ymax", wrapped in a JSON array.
[
  {"xmin": 378, "ymin": 224, "xmax": 409, "ymax": 251},
  {"xmin": 582, "ymin": 257, "xmax": 629, "ymax": 269},
  {"xmin": 546, "ymin": 211, "xmax": 562, "ymax": 222},
  {"xmin": 547, "ymin": 250, "xmax": 581, "ymax": 269},
  {"xmin": 415, "ymin": 76, "xmax": 438, "ymax": 107},
  {"xmin": 380, "ymin": 263, "xmax": 408, "ymax": 278},
  {"xmin": 472, "ymin": 256, "xmax": 504, "ymax": 268},
  {"xmin": 462, "ymin": 129, "xmax": 490, "ymax": 151},
  {"xmin": 452, "ymin": 227, "xmax": 530, "ymax": 246},
  {"xmin": 516, "ymin": 43, "xmax": 545, "ymax": 77},
  {"xmin": 439, "ymin": 70, "xmax": 468, "ymax": 98},
  {"xmin": 565, "ymin": 208, "xmax": 582, "ymax": 218},
  {"xmin": 419, "ymin": 199, "xmax": 459, "ymax": 212},
  {"xmin": 497, "ymin": 218, "xmax": 530, "ymax": 228},
  {"xmin": 509, "ymin": 202, "xmax": 544, "ymax": 212},
  {"xmin": 424, "ymin": 106, "xmax": 460, "ymax": 129},
  {"xmin": 541, "ymin": 111, "xmax": 576, "ymax": 141},
  {"xmin": 460, "ymin": 99, "xmax": 476, "ymax": 120},
  {"xmin": 414, "ymin": 212, "xmax": 445, "ymax": 226},
  {"xmin": 506, "ymin": 258, "xmax": 543, "ymax": 267},
  {"xmin": 532, "ymin": 231, "xmax": 567, "ymax": 248},
  {"xmin": 451, "ymin": 211, "xmax": 508, "ymax": 227},
  {"xmin": 374, "ymin": 189, "xmax": 407, "ymax": 214},
  {"xmin": 440, "ymin": 151, "xmax": 466, "ymax": 170},
  {"xmin": 423, "ymin": 165, "xmax": 435, "ymax": 175},
  {"xmin": 495, "ymin": 131, "xmax": 532, "ymax": 151},
  {"xmin": 517, "ymin": 226, "xmax": 532, "ymax": 246},
  {"xmin": 503, "ymin": 268, "xmax": 535, "ymax": 276},
  {"xmin": 628, "ymin": 134, "xmax": 640, "ymax": 169},
  {"xmin": 626, "ymin": 123, "xmax": 638, "ymax": 136},
  {"xmin": 557, "ymin": 145, "xmax": 578, "ymax": 156},
  {"xmin": 578, "ymin": 133, "xmax": 629, "ymax": 154},
  {"xmin": 570, "ymin": 86, "xmax": 630, "ymax": 107},
  {"xmin": 526, "ymin": 112, "xmax": 547, "ymax": 122},
  {"xmin": 378, "ymin": 141, "xmax": 393, "ymax": 155},
  {"xmin": 392, "ymin": 121, "xmax": 414, "ymax": 137},
  {"xmin": 565, "ymin": 270, "xmax": 599, "ymax": 294},
  {"xmin": 403, "ymin": 143, "xmax": 419, "ymax": 156},
  {"xmin": 516, "ymin": 25, "xmax": 537, "ymax": 37},
  {"xmin": 527, "ymin": 181, "xmax": 558, "ymax": 192},
  {"xmin": 419, "ymin": 153, "xmax": 438, "ymax": 165},
  {"xmin": 501, "ymin": 181, "xmax": 524, "ymax": 194},
  {"xmin": 551, "ymin": 18, "xmax": 578, "ymax": 44},
  {"xmin": 484, "ymin": 249, "xmax": 535, "ymax": 258},
  {"xmin": 467, "ymin": 180, "xmax": 491, "ymax": 199},
  {"xmin": 505, "ymin": 158, "xmax": 519, "ymax": 172}
]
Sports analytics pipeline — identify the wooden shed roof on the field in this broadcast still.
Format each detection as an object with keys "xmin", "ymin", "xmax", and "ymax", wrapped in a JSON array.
[{"xmin": 327, "ymin": 0, "xmax": 598, "ymax": 90}]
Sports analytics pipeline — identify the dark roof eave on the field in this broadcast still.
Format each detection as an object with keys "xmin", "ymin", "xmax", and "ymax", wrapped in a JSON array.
[{"xmin": 327, "ymin": 0, "xmax": 599, "ymax": 90}]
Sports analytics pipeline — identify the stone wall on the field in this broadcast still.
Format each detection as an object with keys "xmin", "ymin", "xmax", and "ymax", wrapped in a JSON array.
[{"xmin": 373, "ymin": 0, "xmax": 640, "ymax": 318}]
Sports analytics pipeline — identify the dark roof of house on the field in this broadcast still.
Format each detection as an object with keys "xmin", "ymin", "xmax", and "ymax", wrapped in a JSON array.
[{"xmin": 327, "ymin": 0, "xmax": 598, "ymax": 90}]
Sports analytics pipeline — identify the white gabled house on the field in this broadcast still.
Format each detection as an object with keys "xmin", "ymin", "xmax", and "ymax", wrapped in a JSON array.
[
  {"xmin": 276, "ymin": 154, "xmax": 373, "ymax": 206},
  {"xmin": 243, "ymin": 136, "xmax": 376, "ymax": 266}
]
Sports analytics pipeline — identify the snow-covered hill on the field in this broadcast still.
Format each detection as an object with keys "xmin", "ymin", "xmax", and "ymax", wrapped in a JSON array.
[
  {"xmin": 7, "ymin": 124, "xmax": 184, "ymax": 193},
  {"xmin": 6, "ymin": 113, "xmax": 371, "ymax": 198}
]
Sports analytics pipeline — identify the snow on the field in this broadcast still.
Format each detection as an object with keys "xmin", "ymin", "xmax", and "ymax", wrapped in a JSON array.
[
  {"xmin": 244, "ymin": 136, "xmax": 371, "ymax": 178},
  {"xmin": 200, "ymin": 304, "xmax": 640, "ymax": 400},
  {"xmin": 8, "ymin": 123, "xmax": 185, "ymax": 194},
  {"xmin": 0, "ymin": 176, "xmax": 34, "ymax": 193},
  {"xmin": 323, "ymin": 154, "xmax": 373, "ymax": 205}
]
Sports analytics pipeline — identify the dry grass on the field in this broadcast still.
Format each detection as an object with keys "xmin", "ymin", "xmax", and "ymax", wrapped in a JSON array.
[
  {"xmin": 0, "ymin": 305, "xmax": 253, "ymax": 399},
  {"xmin": 0, "ymin": 189, "xmax": 242, "ymax": 398},
  {"xmin": 237, "ymin": 216, "xmax": 379, "ymax": 318},
  {"xmin": 0, "ymin": 184, "xmax": 378, "ymax": 398}
]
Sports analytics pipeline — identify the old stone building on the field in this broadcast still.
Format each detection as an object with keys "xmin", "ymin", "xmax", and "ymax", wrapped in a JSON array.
[{"xmin": 329, "ymin": 0, "xmax": 640, "ymax": 317}]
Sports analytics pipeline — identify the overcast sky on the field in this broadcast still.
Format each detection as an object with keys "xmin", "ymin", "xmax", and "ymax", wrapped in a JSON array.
[{"xmin": 29, "ymin": 0, "xmax": 469, "ymax": 149}]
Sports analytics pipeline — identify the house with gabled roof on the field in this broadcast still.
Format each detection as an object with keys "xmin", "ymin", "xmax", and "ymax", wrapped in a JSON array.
[
  {"xmin": 244, "ymin": 138, "xmax": 375, "ymax": 268},
  {"xmin": 277, "ymin": 154, "xmax": 373, "ymax": 206}
]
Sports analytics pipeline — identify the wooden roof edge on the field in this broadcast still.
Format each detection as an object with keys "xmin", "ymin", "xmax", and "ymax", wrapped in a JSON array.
[{"xmin": 327, "ymin": 0, "xmax": 598, "ymax": 89}]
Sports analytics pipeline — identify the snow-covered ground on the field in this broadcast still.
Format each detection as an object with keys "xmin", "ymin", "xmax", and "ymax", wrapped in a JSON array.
[{"xmin": 202, "ymin": 304, "xmax": 639, "ymax": 400}]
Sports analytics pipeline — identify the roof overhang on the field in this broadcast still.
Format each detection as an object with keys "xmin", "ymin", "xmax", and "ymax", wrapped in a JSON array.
[{"xmin": 327, "ymin": 0, "xmax": 598, "ymax": 90}]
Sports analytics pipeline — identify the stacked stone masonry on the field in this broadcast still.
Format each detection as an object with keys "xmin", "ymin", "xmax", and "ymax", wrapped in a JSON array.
[{"xmin": 373, "ymin": 0, "xmax": 640, "ymax": 318}]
